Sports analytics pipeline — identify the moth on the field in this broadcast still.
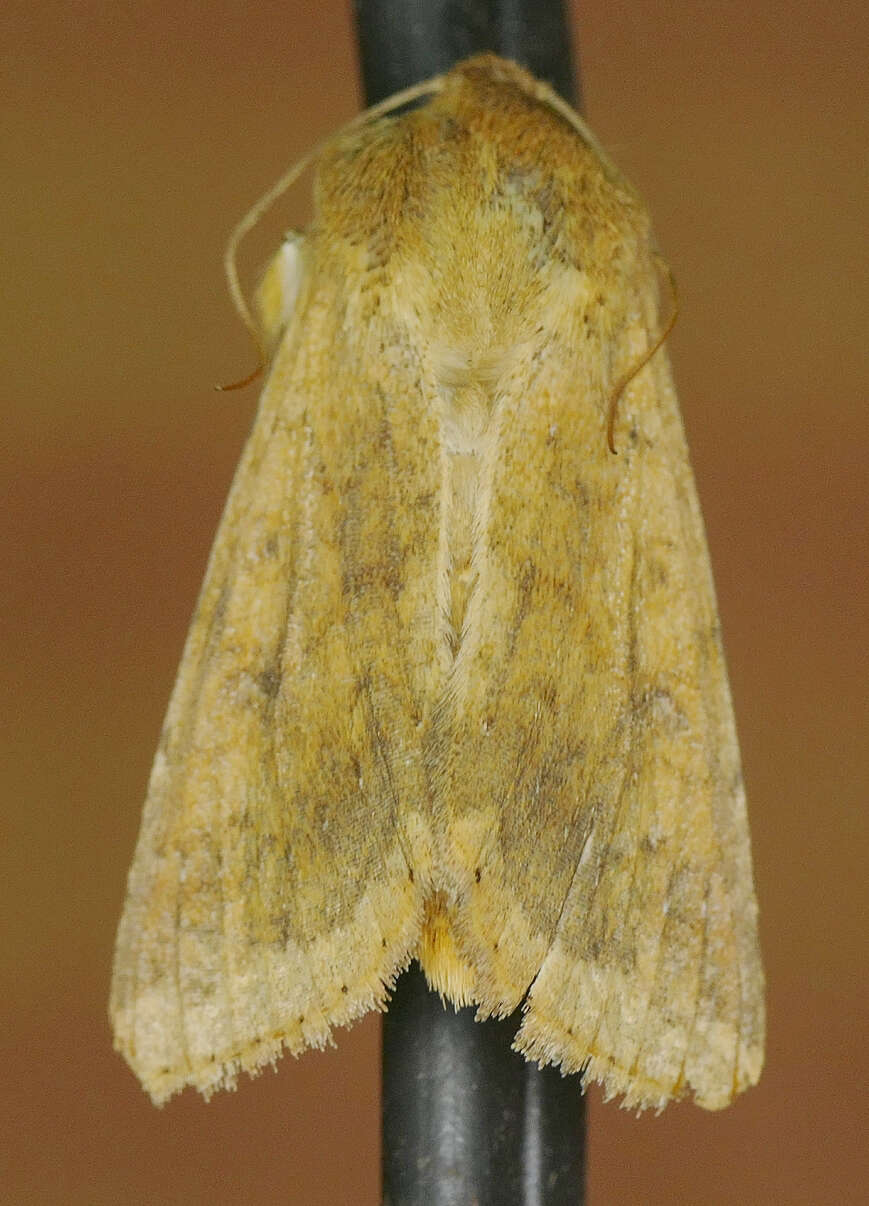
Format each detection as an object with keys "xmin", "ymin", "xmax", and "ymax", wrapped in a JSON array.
[{"xmin": 111, "ymin": 53, "xmax": 764, "ymax": 1111}]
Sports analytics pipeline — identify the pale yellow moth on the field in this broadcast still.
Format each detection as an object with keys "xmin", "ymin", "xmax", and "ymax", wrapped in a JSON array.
[{"xmin": 110, "ymin": 54, "xmax": 764, "ymax": 1111}]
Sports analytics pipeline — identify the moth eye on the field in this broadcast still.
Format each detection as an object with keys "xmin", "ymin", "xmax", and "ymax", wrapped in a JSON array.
[{"xmin": 255, "ymin": 231, "xmax": 306, "ymax": 351}]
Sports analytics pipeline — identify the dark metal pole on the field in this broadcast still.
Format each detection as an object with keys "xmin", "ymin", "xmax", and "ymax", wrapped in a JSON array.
[
  {"xmin": 382, "ymin": 965, "xmax": 585, "ymax": 1206},
  {"xmin": 354, "ymin": 0, "xmax": 579, "ymax": 109},
  {"xmin": 351, "ymin": 5, "xmax": 587, "ymax": 1203}
]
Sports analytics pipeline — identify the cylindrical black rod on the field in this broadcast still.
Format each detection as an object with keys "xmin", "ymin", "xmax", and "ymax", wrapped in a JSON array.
[
  {"xmin": 382, "ymin": 964, "xmax": 585, "ymax": 1206},
  {"xmin": 354, "ymin": 4, "xmax": 586, "ymax": 1203},
  {"xmin": 354, "ymin": 0, "xmax": 580, "ymax": 108}
]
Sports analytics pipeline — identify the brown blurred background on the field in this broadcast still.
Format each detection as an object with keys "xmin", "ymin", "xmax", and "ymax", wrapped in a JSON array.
[{"xmin": 3, "ymin": 1, "xmax": 866, "ymax": 1202}]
